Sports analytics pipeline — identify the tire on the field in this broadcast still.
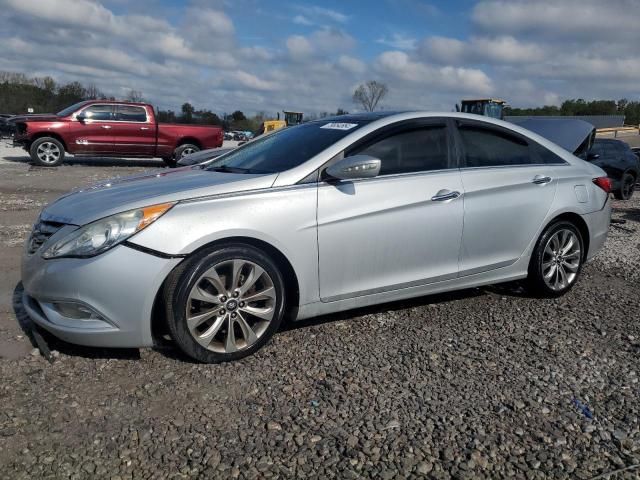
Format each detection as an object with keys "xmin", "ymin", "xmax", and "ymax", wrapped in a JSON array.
[
  {"xmin": 162, "ymin": 156, "xmax": 177, "ymax": 168},
  {"xmin": 527, "ymin": 220, "xmax": 585, "ymax": 297},
  {"xmin": 29, "ymin": 137, "xmax": 65, "ymax": 167},
  {"xmin": 164, "ymin": 244, "xmax": 286, "ymax": 363},
  {"xmin": 614, "ymin": 172, "xmax": 635, "ymax": 200},
  {"xmin": 174, "ymin": 143, "xmax": 200, "ymax": 161}
]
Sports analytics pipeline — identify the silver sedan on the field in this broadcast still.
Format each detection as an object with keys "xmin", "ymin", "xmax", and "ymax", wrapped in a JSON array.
[{"xmin": 21, "ymin": 112, "xmax": 612, "ymax": 363}]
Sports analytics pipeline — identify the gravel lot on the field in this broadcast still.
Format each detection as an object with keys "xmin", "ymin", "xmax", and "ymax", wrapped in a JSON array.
[{"xmin": 0, "ymin": 141, "xmax": 639, "ymax": 479}]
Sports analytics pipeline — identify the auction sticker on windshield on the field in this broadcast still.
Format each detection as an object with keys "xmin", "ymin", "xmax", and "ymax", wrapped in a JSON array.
[{"xmin": 320, "ymin": 122, "xmax": 358, "ymax": 130}]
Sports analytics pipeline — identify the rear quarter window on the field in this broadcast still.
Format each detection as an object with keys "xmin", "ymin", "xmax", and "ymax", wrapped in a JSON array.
[
  {"xmin": 458, "ymin": 125, "xmax": 531, "ymax": 167},
  {"xmin": 116, "ymin": 105, "xmax": 147, "ymax": 122}
]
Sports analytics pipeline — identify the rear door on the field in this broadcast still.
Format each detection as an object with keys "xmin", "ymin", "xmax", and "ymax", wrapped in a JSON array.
[
  {"xmin": 317, "ymin": 119, "xmax": 464, "ymax": 301},
  {"xmin": 111, "ymin": 105, "xmax": 155, "ymax": 156},
  {"xmin": 454, "ymin": 120, "xmax": 561, "ymax": 276},
  {"xmin": 69, "ymin": 104, "xmax": 114, "ymax": 154}
]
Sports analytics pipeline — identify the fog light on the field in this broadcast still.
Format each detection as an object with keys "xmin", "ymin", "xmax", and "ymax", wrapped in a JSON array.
[{"xmin": 52, "ymin": 301, "xmax": 105, "ymax": 321}]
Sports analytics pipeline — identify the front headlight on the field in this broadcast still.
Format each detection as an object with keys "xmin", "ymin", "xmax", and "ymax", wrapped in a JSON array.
[{"xmin": 42, "ymin": 202, "xmax": 174, "ymax": 259}]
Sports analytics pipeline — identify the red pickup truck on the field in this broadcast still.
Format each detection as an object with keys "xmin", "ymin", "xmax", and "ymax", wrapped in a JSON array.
[{"xmin": 12, "ymin": 100, "xmax": 224, "ymax": 167}]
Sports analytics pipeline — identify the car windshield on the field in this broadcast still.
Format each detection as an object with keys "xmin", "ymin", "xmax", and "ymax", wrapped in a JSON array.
[
  {"xmin": 206, "ymin": 120, "xmax": 368, "ymax": 174},
  {"xmin": 57, "ymin": 101, "xmax": 91, "ymax": 117}
]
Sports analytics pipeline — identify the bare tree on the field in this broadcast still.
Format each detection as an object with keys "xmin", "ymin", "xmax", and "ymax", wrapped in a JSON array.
[
  {"xmin": 85, "ymin": 84, "xmax": 102, "ymax": 99},
  {"xmin": 125, "ymin": 89, "xmax": 144, "ymax": 102},
  {"xmin": 352, "ymin": 80, "xmax": 388, "ymax": 112}
]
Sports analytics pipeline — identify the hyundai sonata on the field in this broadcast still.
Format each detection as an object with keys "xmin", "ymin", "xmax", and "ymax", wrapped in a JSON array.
[{"xmin": 22, "ymin": 112, "xmax": 612, "ymax": 363}]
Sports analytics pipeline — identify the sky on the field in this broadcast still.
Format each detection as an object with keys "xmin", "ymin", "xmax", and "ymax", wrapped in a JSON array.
[{"xmin": 1, "ymin": 0, "xmax": 639, "ymax": 116}]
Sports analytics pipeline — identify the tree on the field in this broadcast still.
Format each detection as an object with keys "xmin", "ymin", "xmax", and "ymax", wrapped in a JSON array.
[
  {"xmin": 352, "ymin": 81, "xmax": 388, "ymax": 112},
  {"xmin": 85, "ymin": 84, "xmax": 102, "ymax": 100},
  {"xmin": 125, "ymin": 89, "xmax": 144, "ymax": 102},
  {"xmin": 231, "ymin": 110, "xmax": 246, "ymax": 122},
  {"xmin": 181, "ymin": 102, "xmax": 195, "ymax": 122}
]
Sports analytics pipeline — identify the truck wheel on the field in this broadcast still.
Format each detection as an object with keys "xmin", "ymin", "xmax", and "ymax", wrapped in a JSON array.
[
  {"xmin": 174, "ymin": 144, "xmax": 200, "ymax": 160},
  {"xmin": 30, "ymin": 137, "xmax": 65, "ymax": 167}
]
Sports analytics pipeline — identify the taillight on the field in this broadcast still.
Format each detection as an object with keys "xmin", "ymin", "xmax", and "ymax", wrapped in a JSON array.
[{"xmin": 593, "ymin": 176, "xmax": 612, "ymax": 193}]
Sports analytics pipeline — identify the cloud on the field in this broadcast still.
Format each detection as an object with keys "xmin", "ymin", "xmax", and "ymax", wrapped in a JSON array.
[
  {"xmin": 376, "ymin": 34, "xmax": 417, "ymax": 51},
  {"xmin": 293, "ymin": 15, "xmax": 313, "ymax": 26},
  {"xmin": 286, "ymin": 35, "xmax": 314, "ymax": 60},
  {"xmin": 374, "ymin": 51, "xmax": 493, "ymax": 95},
  {"xmin": 472, "ymin": 0, "xmax": 640, "ymax": 40},
  {"xmin": 422, "ymin": 35, "xmax": 544, "ymax": 65},
  {"xmin": 2, "ymin": 0, "xmax": 640, "ymax": 115},
  {"xmin": 293, "ymin": 5, "xmax": 349, "ymax": 24},
  {"xmin": 338, "ymin": 55, "xmax": 366, "ymax": 74}
]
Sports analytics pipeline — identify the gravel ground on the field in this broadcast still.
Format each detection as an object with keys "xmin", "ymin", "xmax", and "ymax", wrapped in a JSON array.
[{"xmin": 0, "ymin": 142, "xmax": 639, "ymax": 479}]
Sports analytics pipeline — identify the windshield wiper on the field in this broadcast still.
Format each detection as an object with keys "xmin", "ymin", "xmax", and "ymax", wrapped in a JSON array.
[{"xmin": 207, "ymin": 165, "xmax": 271, "ymax": 174}]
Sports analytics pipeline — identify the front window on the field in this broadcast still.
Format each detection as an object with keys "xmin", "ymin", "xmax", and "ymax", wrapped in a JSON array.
[
  {"xmin": 57, "ymin": 101, "xmax": 91, "ymax": 117},
  {"xmin": 206, "ymin": 121, "xmax": 369, "ymax": 174},
  {"xmin": 352, "ymin": 126, "xmax": 450, "ymax": 175},
  {"xmin": 81, "ymin": 104, "xmax": 113, "ymax": 121}
]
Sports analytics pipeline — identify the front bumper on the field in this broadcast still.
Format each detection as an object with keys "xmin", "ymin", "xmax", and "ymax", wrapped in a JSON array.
[{"xmin": 21, "ymin": 244, "xmax": 182, "ymax": 348}]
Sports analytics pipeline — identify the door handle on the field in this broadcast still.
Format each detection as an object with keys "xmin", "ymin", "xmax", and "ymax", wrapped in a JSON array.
[
  {"xmin": 431, "ymin": 190, "xmax": 461, "ymax": 202},
  {"xmin": 532, "ymin": 175, "xmax": 552, "ymax": 184},
  {"xmin": 101, "ymin": 125, "xmax": 111, "ymax": 129},
  {"xmin": 140, "ymin": 127, "xmax": 149, "ymax": 130}
]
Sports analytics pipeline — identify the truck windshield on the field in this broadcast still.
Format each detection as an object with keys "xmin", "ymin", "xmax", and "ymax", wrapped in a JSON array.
[
  {"xmin": 206, "ymin": 121, "xmax": 368, "ymax": 174},
  {"xmin": 57, "ymin": 101, "xmax": 91, "ymax": 117}
]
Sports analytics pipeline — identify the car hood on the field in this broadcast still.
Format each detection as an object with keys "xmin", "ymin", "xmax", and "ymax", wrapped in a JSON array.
[
  {"xmin": 177, "ymin": 147, "xmax": 234, "ymax": 166},
  {"xmin": 9, "ymin": 114, "xmax": 59, "ymax": 123},
  {"xmin": 41, "ymin": 166, "xmax": 278, "ymax": 226}
]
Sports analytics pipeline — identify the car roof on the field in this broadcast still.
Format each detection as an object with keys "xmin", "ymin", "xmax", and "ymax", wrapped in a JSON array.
[{"xmin": 312, "ymin": 111, "xmax": 405, "ymax": 124}]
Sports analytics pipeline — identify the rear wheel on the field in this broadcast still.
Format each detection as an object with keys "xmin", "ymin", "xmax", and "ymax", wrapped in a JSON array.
[
  {"xmin": 527, "ymin": 220, "xmax": 584, "ymax": 297},
  {"xmin": 164, "ymin": 245, "xmax": 286, "ymax": 363},
  {"xmin": 614, "ymin": 172, "xmax": 635, "ymax": 200},
  {"xmin": 174, "ymin": 143, "xmax": 200, "ymax": 160},
  {"xmin": 30, "ymin": 137, "xmax": 65, "ymax": 167}
]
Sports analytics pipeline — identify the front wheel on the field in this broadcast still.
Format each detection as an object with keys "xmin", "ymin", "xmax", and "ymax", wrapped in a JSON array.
[
  {"xmin": 30, "ymin": 137, "xmax": 65, "ymax": 167},
  {"xmin": 164, "ymin": 245, "xmax": 286, "ymax": 363},
  {"xmin": 614, "ymin": 173, "xmax": 635, "ymax": 200},
  {"xmin": 527, "ymin": 220, "xmax": 584, "ymax": 297}
]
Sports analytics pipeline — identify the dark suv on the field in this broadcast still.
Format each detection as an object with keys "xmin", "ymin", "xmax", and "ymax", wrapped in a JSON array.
[{"xmin": 587, "ymin": 139, "xmax": 639, "ymax": 200}]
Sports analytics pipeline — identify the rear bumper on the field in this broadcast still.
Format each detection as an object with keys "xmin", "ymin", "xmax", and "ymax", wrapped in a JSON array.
[{"xmin": 581, "ymin": 198, "xmax": 612, "ymax": 262}]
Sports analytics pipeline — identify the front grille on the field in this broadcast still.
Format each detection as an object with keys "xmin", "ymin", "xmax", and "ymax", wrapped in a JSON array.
[{"xmin": 27, "ymin": 220, "xmax": 65, "ymax": 254}]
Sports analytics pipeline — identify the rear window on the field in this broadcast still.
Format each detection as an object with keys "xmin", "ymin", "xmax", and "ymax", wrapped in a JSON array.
[
  {"xmin": 116, "ymin": 105, "xmax": 147, "ymax": 122},
  {"xmin": 459, "ymin": 126, "xmax": 531, "ymax": 167},
  {"xmin": 207, "ymin": 121, "xmax": 368, "ymax": 173}
]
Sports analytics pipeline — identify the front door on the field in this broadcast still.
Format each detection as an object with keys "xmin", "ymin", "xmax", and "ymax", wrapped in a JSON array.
[
  {"xmin": 69, "ymin": 104, "xmax": 114, "ymax": 154},
  {"xmin": 454, "ymin": 120, "xmax": 559, "ymax": 275},
  {"xmin": 111, "ymin": 104, "xmax": 155, "ymax": 156},
  {"xmin": 317, "ymin": 120, "xmax": 464, "ymax": 301}
]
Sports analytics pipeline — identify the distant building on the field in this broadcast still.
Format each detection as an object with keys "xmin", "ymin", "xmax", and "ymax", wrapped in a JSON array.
[{"xmin": 506, "ymin": 115, "xmax": 625, "ymax": 130}]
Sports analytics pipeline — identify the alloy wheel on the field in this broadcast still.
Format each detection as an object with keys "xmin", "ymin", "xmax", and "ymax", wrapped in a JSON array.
[
  {"xmin": 541, "ymin": 229, "xmax": 581, "ymax": 291},
  {"xmin": 36, "ymin": 142, "xmax": 61, "ymax": 164},
  {"xmin": 186, "ymin": 259, "xmax": 276, "ymax": 353},
  {"xmin": 622, "ymin": 175, "xmax": 634, "ymax": 199},
  {"xmin": 180, "ymin": 147, "xmax": 196, "ymax": 157}
]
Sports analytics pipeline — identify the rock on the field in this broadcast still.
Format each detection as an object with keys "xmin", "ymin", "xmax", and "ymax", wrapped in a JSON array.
[{"xmin": 267, "ymin": 421, "xmax": 282, "ymax": 431}]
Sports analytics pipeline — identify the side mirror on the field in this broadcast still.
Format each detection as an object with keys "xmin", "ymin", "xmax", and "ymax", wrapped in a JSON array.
[
  {"xmin": 76, "ymin": 112, "xmax": 86, "ymax": 122},
  {"xmin": 325, "ymin": 154, "xmax": 381, "ymax": 181},
  {"xmin": 587, "ymin": 152, "xmax": 600, "ymax": 161}
]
